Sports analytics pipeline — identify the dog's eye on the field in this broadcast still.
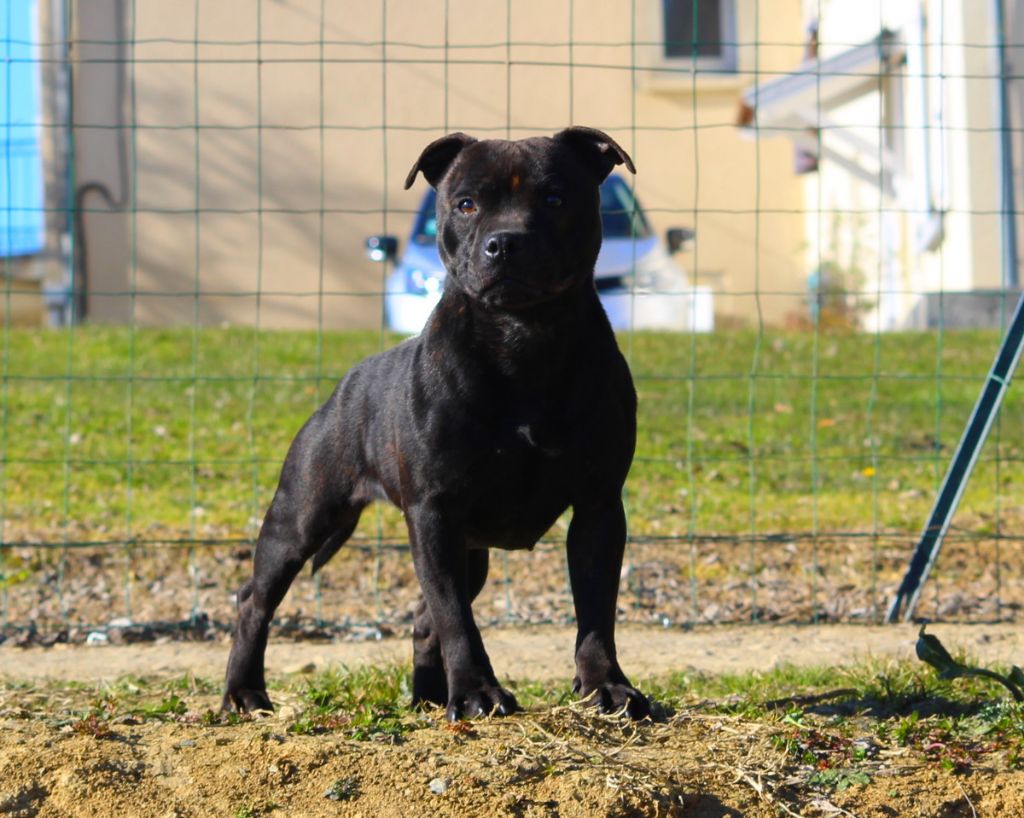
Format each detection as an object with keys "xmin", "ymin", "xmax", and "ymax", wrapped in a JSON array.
[
  {"xmin": 456, "ymin": 197, "xmax": 477, "ymax": 215},
  {"xmin": 545, "ymin": 194, "xmax": 563, "ymax": 208}
]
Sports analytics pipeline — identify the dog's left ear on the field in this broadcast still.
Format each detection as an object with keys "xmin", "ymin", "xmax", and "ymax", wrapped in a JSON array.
[
  {"xmin": 554, "ymin": 126, "xmax": 636, "ymax": 182},
  {"xmin": 404, "ymin": 132, "xmax": 477, "ymax": 189}
]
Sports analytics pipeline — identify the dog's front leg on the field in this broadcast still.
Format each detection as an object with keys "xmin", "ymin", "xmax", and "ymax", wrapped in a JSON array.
[
  {"xmin": 406, "ymin": 502, "xmax": 519, "ymax": 721},
  {"xmin": 567, "ymin": 498, "xmax": 651, "ymax": 719}
]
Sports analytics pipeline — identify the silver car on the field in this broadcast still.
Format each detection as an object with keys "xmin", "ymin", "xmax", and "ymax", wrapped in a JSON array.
[{"xmin": 367, "ymin": 174, "xmax": 713, "ymax": 333}]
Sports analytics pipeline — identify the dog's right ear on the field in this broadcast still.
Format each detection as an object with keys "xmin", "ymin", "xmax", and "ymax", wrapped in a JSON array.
[{"xmin": 404, "ymin": 132, "xmax": 477, "ymax": 190}]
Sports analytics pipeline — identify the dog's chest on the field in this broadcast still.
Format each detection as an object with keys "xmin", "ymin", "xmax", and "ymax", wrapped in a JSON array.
[
  {"xmin": 457, "ymin": 412, "xmax": 575, "ymax": 547},
  {"xmin": 484, "ymin": 415, "xmax": 565, "ymax": 481},
  {"xmin": 500, "ymin": 420, "xmax": 560, "ymax": 457},
  {"xmin": 486, "ymin": 396, "xmax": 578, "ymax": 460}
]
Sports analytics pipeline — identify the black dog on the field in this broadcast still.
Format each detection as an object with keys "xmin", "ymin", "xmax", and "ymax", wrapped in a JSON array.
[{"xmin": 223, "ymin": 127, "xmax": 650, "ymax": 721}]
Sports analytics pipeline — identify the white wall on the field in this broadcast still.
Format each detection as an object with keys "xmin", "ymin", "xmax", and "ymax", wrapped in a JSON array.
[{"xmin": 800, "ymin": 0, "xmax": 1007, "ymax": 329}]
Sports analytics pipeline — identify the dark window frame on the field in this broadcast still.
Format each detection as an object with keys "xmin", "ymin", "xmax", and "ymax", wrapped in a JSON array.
[{"xmin": 661, "ymin": 0, "xmax": 738, "ymax": 73}]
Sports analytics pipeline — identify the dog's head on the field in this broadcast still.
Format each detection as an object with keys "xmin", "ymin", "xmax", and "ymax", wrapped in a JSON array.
[{"xmin": 404, "ymin": 127, "xmax": 635, "ymax": 311}]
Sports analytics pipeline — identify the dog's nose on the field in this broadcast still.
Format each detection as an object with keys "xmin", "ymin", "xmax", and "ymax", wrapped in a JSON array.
[{"xmin": 483, "ymin": 231, "xmax": 519, "ymax": 260}]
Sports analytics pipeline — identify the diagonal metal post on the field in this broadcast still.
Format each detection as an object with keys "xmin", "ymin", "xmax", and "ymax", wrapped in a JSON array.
[{"xmin": 886, "ymin": 291, "xmax": 1024, "ymax": 623}]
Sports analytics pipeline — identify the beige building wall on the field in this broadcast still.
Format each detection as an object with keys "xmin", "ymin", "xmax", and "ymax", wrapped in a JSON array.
[
  {"xmin": 70, "ymin": 0, "xmax": 807, "ymax": 329},
  {"xmin": 0, "ymin": 269, "xmax": 43, "ymax": 326}
]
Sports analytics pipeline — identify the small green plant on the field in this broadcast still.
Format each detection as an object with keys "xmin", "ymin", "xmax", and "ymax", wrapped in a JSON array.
[
  {"xmin": 66, "ymin": 694, "xmax": 119, "ymax": 738},
  {"xmin": 288, "ymin": 712, "xmax": 348, "ymax": 736},
  {"xmin": 808, "ymin": 768, "xmax": 870, "ymax": 791},
  {"xmin": 893, "ymin": 712, "xmax": 920, "ymax": 746},
  {"xmin": 288, "ymin": 666, "xmax": 414, "ymax": 741},
  {"xmin": 348, "ymin": 706, "xmax": 407, "ymax": 741},
  {"xmin": 324, "ymin": 776, "xmax": 359, "ymax": 801},
  {"xmin": 801, "ymin": 211, "xmax": 875, "ymax": 332},
  {"xmin": 137, "ymin": 693, "xmax": 188, "ymax": 720},
  {"xmin": 70, "ymin": 713, "xmax": 114, "ymax": 739},
  {"xmin": 1008, "ymin": 739, "xmax": 1024, "ymax": 769}
]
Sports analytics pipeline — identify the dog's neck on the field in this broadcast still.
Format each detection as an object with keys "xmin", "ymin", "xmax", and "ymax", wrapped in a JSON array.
[{"xmin": 423, "ymin": 281, "xmax": 610, "ymax": 384}]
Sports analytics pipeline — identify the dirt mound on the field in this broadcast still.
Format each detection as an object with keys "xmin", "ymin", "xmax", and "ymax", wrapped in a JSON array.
[
  {"xmin": 4, "ymin": 624, "xmax": 1024, "ymax": 817},
  {"xmin": 2, "ymin": 695, "xmax": 1022, "ymax": 818}
]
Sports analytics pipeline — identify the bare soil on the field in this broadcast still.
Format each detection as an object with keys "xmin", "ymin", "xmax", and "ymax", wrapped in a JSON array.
[
  {"xmin": 2, "ymin": 687, "xmax": 1023, "ymax": 818},
  {"xmin": 3, "ymin": 623, "xmax": 1024, "ymax": 817},
  {"xmin": 3, "ymin": 622, "xmax": 1024, "ymax": 685}
]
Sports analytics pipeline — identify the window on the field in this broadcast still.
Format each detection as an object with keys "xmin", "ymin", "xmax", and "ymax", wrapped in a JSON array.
[{"xmin": 662, "ymin": 0, "xmax": 736, "ymax": 72}]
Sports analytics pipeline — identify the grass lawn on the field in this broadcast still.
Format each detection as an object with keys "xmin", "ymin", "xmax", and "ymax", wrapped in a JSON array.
[{"xmin": 1, "ymin": 326, "xmax": 1019, "ymax": 548}]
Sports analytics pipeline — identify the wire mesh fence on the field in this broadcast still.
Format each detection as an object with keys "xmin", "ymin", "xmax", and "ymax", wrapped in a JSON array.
[{"xmin": 1, "ymin": 0, "xmax": 1023, "ymax": 644}]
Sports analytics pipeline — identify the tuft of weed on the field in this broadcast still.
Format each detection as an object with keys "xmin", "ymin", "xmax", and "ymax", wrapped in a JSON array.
[
  {"xmin": 137, "ymin": 693, "xmax": 189, "ymax": 720},
  {"xmin": 286, "ymin": 665, "xmax": 416, "ymax": 741},
  {"xmin": 70, "ymin": 713, "xmax": 115, "ymax": 739},
  {"xmin": 808, "ymin": 768, "xmax": 871, "ymax": 791},
  {"xmin": 324, "ymin": 776, "xmax": 359, "ymax": 801}
]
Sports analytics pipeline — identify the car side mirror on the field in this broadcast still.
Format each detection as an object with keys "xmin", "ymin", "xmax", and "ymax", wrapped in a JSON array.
[
  {"xmin": 666, "ymin": 227, "xmax": 695, "ymax": 254},
  {"xmin": 365, "ymin": 235, "xmax": 399, "ymax": 262}
]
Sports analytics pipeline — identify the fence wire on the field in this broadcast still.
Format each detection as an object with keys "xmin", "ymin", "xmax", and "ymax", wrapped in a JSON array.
[{"xmin": 0, "ymin": 0, "xmax": 1022, "ymax": 645}]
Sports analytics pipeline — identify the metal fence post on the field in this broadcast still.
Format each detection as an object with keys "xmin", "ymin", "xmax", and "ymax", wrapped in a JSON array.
[{"xmin": 886, "ymin": 291, "xmax": 1024, "ymax": 622}]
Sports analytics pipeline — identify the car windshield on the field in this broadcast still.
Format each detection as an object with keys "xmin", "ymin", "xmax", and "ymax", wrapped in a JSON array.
[
  {"xmin": 411, "ymin": 174, "xmax": 652, "ymax": 245},
  {"xmin": 599, "ymin": 175, "xmax": 652, "ymax": 239}
]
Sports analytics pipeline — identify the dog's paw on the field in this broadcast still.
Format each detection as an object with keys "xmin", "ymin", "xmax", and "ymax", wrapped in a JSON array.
[
  {"xmin": 221, "ymin": 687, "xmax": 274, "ymax": 714},
  {"xmin": 574, "ymin": 680, "xmax": 651, "ymax": 720},
  {"xmin": 445, "ymin": 685, "xmax": 520, "ymax": 722}
]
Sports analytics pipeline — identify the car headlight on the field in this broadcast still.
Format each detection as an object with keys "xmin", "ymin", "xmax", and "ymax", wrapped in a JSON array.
[
  {"xmin": 405, "ymin": 268, "xmax": 444, "ymax": 296},
  {"xmin": 632, "ymin": 260, "xmax": 657, "ymax": 291},
  {"xmin": 632, "ymin": 255, "xmax": 686, "ymax": 293}
]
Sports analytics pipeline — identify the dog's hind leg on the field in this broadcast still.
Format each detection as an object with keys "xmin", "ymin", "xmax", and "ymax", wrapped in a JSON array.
[
  {"xmin": 411, "ymin": 547, "xmax": 489, "ymax": 708},
  {"xmin": 223, "ymin": 499, "xmax": 362, "ymax": 713},
  {"xmin": 222, "ymin": 428, "xmax": 365, "ymax": 712}
]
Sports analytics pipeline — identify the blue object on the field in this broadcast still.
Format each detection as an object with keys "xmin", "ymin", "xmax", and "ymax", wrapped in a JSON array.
[{"xmin": 0, "ymin": 0, "xmax": 44, "ymax": 258}]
